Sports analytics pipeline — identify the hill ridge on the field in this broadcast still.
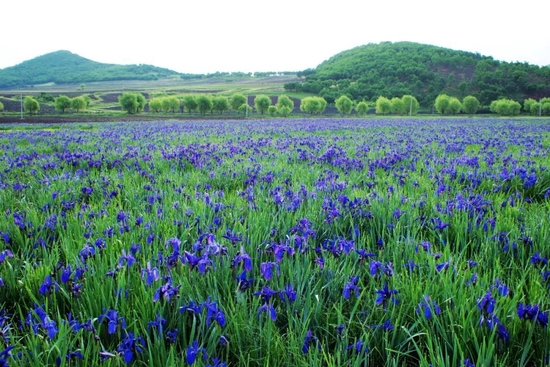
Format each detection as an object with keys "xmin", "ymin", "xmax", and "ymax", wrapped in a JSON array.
[
  {"xmin": 290, "ymin": 41, "xmax": 550, "ymax": 105},
  {"xmin": 0, "ymin": 50, "xmax": 181, "ymax": 88}
]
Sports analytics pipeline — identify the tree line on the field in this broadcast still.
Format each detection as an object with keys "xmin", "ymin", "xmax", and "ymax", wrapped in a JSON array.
[{"xmin": 6, "ymin": 92, "xmax": 550, "ymax": 117}]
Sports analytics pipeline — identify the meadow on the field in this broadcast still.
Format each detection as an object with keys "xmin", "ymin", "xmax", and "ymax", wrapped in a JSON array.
[{"xmin": 0, "ymin": 117, "xmax": 549, "ymax": 366}]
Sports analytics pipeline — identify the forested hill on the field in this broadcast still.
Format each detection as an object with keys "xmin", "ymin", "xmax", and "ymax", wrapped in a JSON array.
[
  {"xmin": 0, "ymin": 50, "xmax": 181, "ymax": 88},
  {"xmin": 286, "ymin": 42, "xmax": 550, "ymax": 105}
]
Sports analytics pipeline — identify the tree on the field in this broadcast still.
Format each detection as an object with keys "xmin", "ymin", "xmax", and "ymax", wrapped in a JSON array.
[
  {"xmin": 136, "ymin": 93, "xmax": 146, "ymax": 113},
  {"xmin": 335, "ymin": 95, "xmax": 353, "ymax": 115},
  {"xmin": 118, "ymin": 93, "xmax": 145, "ymax": 114},
  {"xmin": 161, "ymin": 96, "xmax": 180, "ymax": 113},
  {"xmin": 196, "ymin": 95, "xmax": 213, "ymax": 115},
  {"xmin": 54, "ymin": 95, "xmax": 72, "ymax": 113},
  {"xmin": 462, "ymin": 96, "xmax": 480, "ymax": 116},
  {"xmin": 238, "ymin": 103, "xmax": 252, "ymax": 116},
  {"xmin": 401, "ymin": 95, "xmax": 420, "ymax": 115},
  {"xmin": 267, "ymin": 106, "xmax": 278, "ymax": 116},
  {"xmin": 182, "ymin": 95, "xmax": 198, "ymax": 114},
  {"xmin": 23, "ymin": 96, "xmax": 40, "ymax": 115},
  {"xmin": 149, "ymin": 98, "xmax": 163, "ymax": 113},
  {"xmin": 375, "ymin": 96, "xmax": 392, "ymax": 115},
  {"xmin": 355, "ymin": 101, "xmax": 368, "ymax": 115},
  {"xmin": 390, "ymin": 97, "xmax": 404, "ymax": 114},
  {"xmin": 447, "ymin": 97, "xmax": 462, "ymax": 115},
  {"xmin": 230, "ymin": 93, "xmax": 247, "ymax": 112},
  {"xmin": 79, "ymin": 83, "xmax": 86, "ymax": 91},
  {"xmin": 276, "ymin": 95, "xmax": 294, "ymax": 117},
  {"xmin": 490, "ymin": 99, "xmax": 521, "ymax": 116},
  {"xmin": 212, "ymin": 96, "xmax": 229, "ymax": 114},
  {"xmin": 71, "ymin": 96, "xmax": 87, "ymax": 113},
  {"xmin": 523, "ymin": 98, "xmax": 538, "ymax": 115},
  {"xmin": 254, "ymin": 95, "xmax": 271, "ymax": 115},
  {"xmin": 435, "ymin": 94, "xmax": 451, "ymax": 115},
  {"xmin": 0, "ymin": 101, "xmax": 3, "ymax": 113},
  {"xmin": 299, "ymin": 96, "xmax": 327, "ymax": 115}
]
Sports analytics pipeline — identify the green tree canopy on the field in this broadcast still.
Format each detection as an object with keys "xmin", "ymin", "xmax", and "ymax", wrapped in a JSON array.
[
  {"xmin": 254, "ymin": 95, "xmax": 271, "ymax": 115},
  {"xmin": 267, "ymin": 105, "xmax": 278, "ymax": 116},
  {"xmin": 435, "ymin": 94, "xmax": 451, "ymax": 115},
  {"xmin": 118, "ymin": 92, "xmax": 145, "ymax": 114},
  {"xmin": 238, "ymin": 103, "xmax": 252, "ymax": 116},
  {"xmin": 196, "ymin": 95, "xmax": 213, "ymax": 115},
  {"xmin": 230, "ymin": 93, "xmax": 247, "ymax": 111},
  {"xmin": 149, "ymin": 98, "xmax": 163, "ymax": 113},
  {"xmin": 182, "ymin": 95, "xmax": 198, "ymax": 114},
  {"xmin": 161, "ymin": 96, "xmax": 180, "ymax": 113},
  {"xmin": 276, "ymin": 95, "xmax": 294, "ymax": 117},
  {"xmin": 355, "ymin": 101, "xmax": 368, "ymax": 115},
  {"xmin": 23, "ymin": 96, "xmax": 40, "ymax": 115},
  {"xmin": 71, "ymin": 96, "xmax": 87, "ymax": 113},
  {"xmin": 54, "ymin": 95, "xmax": 72, "ymax": 113},
  {"xmin": 299, "ymin": 96, "xmax": 327, "ymax": 115},
  {"xmin": 490, "ymin": 99, "xmax": 521, "ymax": 116},
  {"xmin": 0, "ymin": 101, "xmax": 3, "ymax": 112},
  {"xmin": 447, "ymin": 97, "xmax": 462, "ymax": 115},
  {"xmin": 335, "ymin": 95, "xmax": 353, "ymax": 115},
  {"xmin": 375, "ymin": 96, "xmax": 392, "ymax": 115},
  {"xmin": 401, "ymin": 95, "xmax": 420, "ymax": 115},
  {"xmin": 391, "ymin": 97, "xmax": 405, "ymax": 114},
  {"xmin": 462, "ymin": 95, "xmax": 480, "ymax": 115},
  {"xmin": 212, "ymin": 96, "xmax": 229, "ymax": 114}
]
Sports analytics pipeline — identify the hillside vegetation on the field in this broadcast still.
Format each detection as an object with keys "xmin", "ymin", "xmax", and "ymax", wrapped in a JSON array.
[
  {"xmin": 0, "ymin": 50, "xmax": 181, "ymax": 88},
  {"xmin": 286, "ymin": 42, "xmax": 550, "ymax": 105}
]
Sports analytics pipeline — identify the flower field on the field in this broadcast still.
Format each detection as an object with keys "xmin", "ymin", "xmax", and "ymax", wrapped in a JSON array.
[{"xmin": 0, "ymin": 117, "xmax": 549, "ymax": 366}]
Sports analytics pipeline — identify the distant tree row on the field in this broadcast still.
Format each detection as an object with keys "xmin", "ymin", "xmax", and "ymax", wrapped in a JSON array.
[
  {"xmin": 375, "ymin": 95, "xmax": 420, "ymax": 115},
  {"xmin": 54, "ymin": 95, "xmax": 89, "ymax": 113},
  {"xmin": 118, "ymin": 92, "xmax": 298, "ymax": 117},
  {"xmin": 433, "ymin": 93, "xmax": 550, "ymax": 116}
]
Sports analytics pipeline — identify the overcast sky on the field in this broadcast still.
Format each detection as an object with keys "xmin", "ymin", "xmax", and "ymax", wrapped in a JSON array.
[{"xmin": 2, "ymin": 0, "xmax": 549, "ymax": 73}]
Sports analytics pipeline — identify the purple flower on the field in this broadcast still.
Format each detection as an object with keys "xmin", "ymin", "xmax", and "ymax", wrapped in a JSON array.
[
  {"xmin": 347, "ymin": 340, "xmax": 369, "ymax": 354},
  {"xmin": 530, "ymin": 252, "xmax": 548, "ymax": 268},
  {"xmin": 39, "ymin": 275, "xmax": 58, "ymax": 296},
  {"xmin": 118, "ymin": 249, "xmax": 136, "ymax": 268},
  {"xmin": 186, "ymin": 340, "xmax": 207, "ymax": 365},
  {"xmin": 416, "ymin": 296, "xmax": 441, "ymax": 320},
  {"xmin": 343, "ymin": 276, "xmax": 360, "ymax": 299},
  {"xmin": 153, "ymin": 277, "xmax": 181, "ymax": 303},
  {"xmin": 99, "ymin": 309, "xmax": 126, "ymax": 335},
  {"xmin": 260, "ymin": 262, "xmax": 280, "ymax": 281},
  {"xmin": 117, "ymin": 332, "xmax": 145, "ymax": 364},
  {"xmin": 254, "ymin": 286, "xmax": 278, "ymax": 303},
  {"xmin": 435, "ymin": 259, "xmax": 451, "ymax": 273},
  {"xmin": 375, "ymin": 282, "xmax": 399, "ymax": 308},
  {"xmin": 258, "ymin": 303, "xmax": 277, "ymax": 321},
  {"xmin": 141, "ymin": 262, "xmax": 160, "ymax": 286},
  {"xmin": 477, "ymin": 291, "xmax": 496, "ymax": 316},
  {"xmin": 236, "ymin": 270, "xmax": 254, "ymax": 291},
  {"xmin": 302, "ymin": 329, "xmax": 320, "ymax": 354},
  {"xmin": 279, "ymin": 284, "xmax": 297, "ymax": 303},
  {"xmin": 517, "ymin": 303, "xmax": 549, "ymax": 327},
  {"xmin": 0, "ymin": 250, "xmax": 13, "ymax": 262},
  {"xmin": 231, "ymin": 246, "xmax": 252, "ymax": 271},
  {"xmin": 0, "ymin": 346, "xmax": 14, "ymax": 367}
]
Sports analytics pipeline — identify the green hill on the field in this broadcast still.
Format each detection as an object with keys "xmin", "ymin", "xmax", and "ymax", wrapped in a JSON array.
[
  {"xmin": 0, "ymin": 50, "xmax": 181, "ymax": 88},
  {"xmin": 286, "ymin": 41, "xmax": 550, "ymax": 105}
]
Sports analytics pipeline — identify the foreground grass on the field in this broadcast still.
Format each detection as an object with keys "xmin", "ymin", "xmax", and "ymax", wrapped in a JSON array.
[{"xmin": 0, "ymin": 117, "xmax": 549, "ymax": 366}]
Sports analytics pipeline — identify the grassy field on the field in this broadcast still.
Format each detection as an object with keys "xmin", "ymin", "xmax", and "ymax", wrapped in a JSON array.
[{"xmin": 0, "ymin": 117, "xmax": 549, "ymax": 366}]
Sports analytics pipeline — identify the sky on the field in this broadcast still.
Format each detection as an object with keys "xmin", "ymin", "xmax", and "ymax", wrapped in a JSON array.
[{"xmin": 2, "ymin": 0, "xmax": 550, "ymax": 74}]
